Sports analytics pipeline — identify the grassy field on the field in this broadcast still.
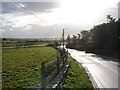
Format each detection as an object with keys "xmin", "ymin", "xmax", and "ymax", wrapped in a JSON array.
[
  {"xmin": 2, "ymin": 46, "xmax": 60, "ymax": 88},
  {"xmin": 62, "ymin": 57, "xmax": 94, "ymax": 88},
  {"xmin": 2, "ymin": 41, "xmax": 94, "ymax": 88},
  {"xmin": 2, "ymin": 43, "xmax": 48, "ymax": 49},
  {"xmin": 2, "ymin": 41, "xmax": 49, "ymax": 47}
]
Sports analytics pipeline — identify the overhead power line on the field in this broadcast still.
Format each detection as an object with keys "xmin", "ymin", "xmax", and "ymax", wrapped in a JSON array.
[{"xmin": 14, "ymin": 2, "xmax": 48, "ymax": 23}]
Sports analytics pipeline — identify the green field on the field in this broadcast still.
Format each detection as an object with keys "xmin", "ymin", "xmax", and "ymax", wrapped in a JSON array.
[
  {"xmin": 2, "ymin": 46, "xmax": 60, "ymax": 88},
  {"xmin": 2, "ymin": 41, "xmax": 49, "ymax": 47},
  {"xmin": 62, "ymin": 57, "xmax": 94, "ymax": 88},
  {"xmin": 2, "ymin": 41, "xmax": 94, "ymax": 88}
]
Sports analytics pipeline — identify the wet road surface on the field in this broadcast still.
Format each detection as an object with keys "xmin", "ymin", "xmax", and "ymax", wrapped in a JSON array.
[{"xmin": 67, "ymin": 48, "xmax": 119, "ymax": 88}]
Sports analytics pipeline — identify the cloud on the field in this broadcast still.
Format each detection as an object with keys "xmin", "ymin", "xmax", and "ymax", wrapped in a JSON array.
[
  {"xmin": 9, "ymin": 28, "xmax": 13, "ymax": 31},
  {"xmin": 24, "ymin": 25, "xmax": 32, "ymax": 30},
  {"xmin": 2, "ymin": 2, "xmax": 60, "ymax": 14},
  {"xmin": 2, "ymin": 2, "xmax": 22, "ymax": 14},
  {"xmin": 118, "ymin": 1, "xmax": 120, "ymax": 18},
  {"xmin": 2, "ymin": 21, "xmax": 89, "ymax": 38},
  {"xmin": 1, "ymin": 1, "xmax": 119, "ymax": 38},
  {"xmin": 2, "ymin": 8, "xmax": 63, "ymax": 28}
]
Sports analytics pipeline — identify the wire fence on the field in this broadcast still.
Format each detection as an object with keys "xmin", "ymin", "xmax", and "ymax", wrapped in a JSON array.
[
  {"xmin": 2, "ymin": 48, "xmax": 70, "ymax": 88},
  {"xmin": 38, "ymin": 49, "xmax": 70, "ymax": 88}
]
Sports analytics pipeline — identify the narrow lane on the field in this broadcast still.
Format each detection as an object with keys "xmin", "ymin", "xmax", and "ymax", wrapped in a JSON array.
[{"xmin": 67, "ymin": 48, "xmax": 119, "ymax": 88}]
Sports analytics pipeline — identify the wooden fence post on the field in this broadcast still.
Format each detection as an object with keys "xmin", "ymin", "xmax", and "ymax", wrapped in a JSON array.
[
  {"xmin": 41, "ymin": 62, "xmax": 46, "ymax": 88},
  {"xmin": 63, "ymin": 55, "xmax": 64, "ymax": 66},
  {"xmin": 57, "ymin": 56, "xmax": 59, "ymax": 74},
  {"xmin": 65, "ymin": 54, "xmax": 67, "ymax": 62},
  {"xmin": 66, "ymin": 50, "xmax": 68, "ymax": 60},
  {"xmin": 60, "ymin": 50, "xmax": 63, "ymax": 57}
]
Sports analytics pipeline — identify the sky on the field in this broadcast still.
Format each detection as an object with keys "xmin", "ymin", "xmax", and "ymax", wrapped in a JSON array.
[{"xmin": 1, "ymin": 0, "xmax": 120, "ymax": 38}]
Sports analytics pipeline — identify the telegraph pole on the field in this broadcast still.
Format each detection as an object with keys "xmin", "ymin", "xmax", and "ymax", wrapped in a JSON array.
[
  {"xmin": 63, "ymin": 29, "xmax": 64, "ymax": 50},
  {"xmin": 62, "ymin": 28, "xmax": 68, "ymax": 50}
]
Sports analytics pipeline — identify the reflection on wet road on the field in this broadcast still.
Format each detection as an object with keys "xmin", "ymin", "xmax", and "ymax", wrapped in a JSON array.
[{"xmin": 67, "ymin": 48, "xmax": 118, "ymax": 88}]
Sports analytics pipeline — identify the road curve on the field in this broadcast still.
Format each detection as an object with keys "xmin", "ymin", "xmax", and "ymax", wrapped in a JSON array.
[{"xmin": 67, "ymin": 48, "xmax": 119, "ymax": 89}]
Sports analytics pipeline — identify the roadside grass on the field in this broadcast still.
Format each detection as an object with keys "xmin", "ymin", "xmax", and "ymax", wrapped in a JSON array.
[
  {"xmin": 62, "ymin": 56, "xmax": 94, "ymax": 88},
  {"xmin": 2, "ymin": 47, "xmax": 60, "ymax": 88}
]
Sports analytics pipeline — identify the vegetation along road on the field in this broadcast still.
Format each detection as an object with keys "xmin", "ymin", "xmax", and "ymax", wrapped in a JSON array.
[{"xmin": 2, "ymin": 41, "xmax": 93, "ymax": 88}]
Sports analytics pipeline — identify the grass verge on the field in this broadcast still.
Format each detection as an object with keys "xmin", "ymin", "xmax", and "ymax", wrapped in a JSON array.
[{"xmin": 62, "ymin": 56, "xmax": 94, "ymax": 88}]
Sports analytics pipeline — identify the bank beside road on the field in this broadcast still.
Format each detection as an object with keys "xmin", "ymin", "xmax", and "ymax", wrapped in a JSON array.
[
  {"xmin": 58, "ymin": 46, "xmax": 94, "ymax": 88},
  {"xmin": 62, "ymin": 56, "xmax": 94, "ymax": 88}
]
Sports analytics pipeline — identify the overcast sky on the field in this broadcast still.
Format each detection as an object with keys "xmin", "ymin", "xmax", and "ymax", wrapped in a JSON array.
[{"xmin": 1, "ymin": 0, "xmax": 120, "ymax": 38}]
